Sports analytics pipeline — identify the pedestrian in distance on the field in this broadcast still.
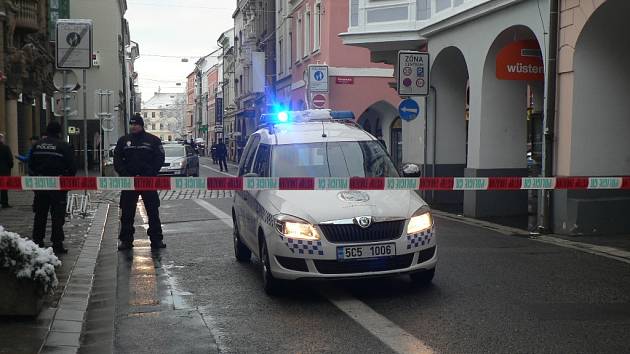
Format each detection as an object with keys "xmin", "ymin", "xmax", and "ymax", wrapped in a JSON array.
[
  {"xmin": 210, "ymin": 143, "xmax": 218, "ymax": 165},
  {"xmin": 114, "ymin": 113, "xmax": 166, "ymax": 251},
  {"xmin": 28, "ymin": 122, "xmax": 77, "ymax": 254},
  {"xmin": 0, "ymin": 133, "xmax": 14, "ymax": 208},
  {"xmin": 216, "ymin": 140, "xmax": 228, "ymax": 172},
  {"xmin": 16, "ymin": 136, "xmax": 39, "ymax": 175}
]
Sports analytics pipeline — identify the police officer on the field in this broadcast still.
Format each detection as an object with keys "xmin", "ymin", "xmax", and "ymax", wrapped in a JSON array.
[
  {"xmin": 216, "ymin": 140, "xmax": 228, "ymax": 172},
  {"xmin": 114, "ymin": 113, "xmax": 166, "ymax": 250},
  {"xmin": 29, "ymin": 122, "xmax": 76, "ymax": 253}
]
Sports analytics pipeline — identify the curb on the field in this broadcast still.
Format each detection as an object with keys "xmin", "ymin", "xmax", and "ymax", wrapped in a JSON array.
[
  {"xmin": 39, "ymin": 204, "xmax": 110, "ymax": 354},
  {"xmin": 431, "ymin": 210, "xmax": 531, "ymax": 236},
  {"xmin": 432, "ymin": 209, "xmax": 630, "ymax": 264}
]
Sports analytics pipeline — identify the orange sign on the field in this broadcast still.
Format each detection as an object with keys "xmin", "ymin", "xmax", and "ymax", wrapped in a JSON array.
[{"xmin": 496, "ymin": 40, "xmax": 544, "ymax": 81}]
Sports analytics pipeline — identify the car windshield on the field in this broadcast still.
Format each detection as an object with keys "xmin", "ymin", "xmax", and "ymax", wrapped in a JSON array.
[
  {"xmin": 164, "ymin": 145, "xmax": 185, "ymax": 158},
  {"xmin": 271, "ymin": 141, "xmax": 399, "ymax": 178}
]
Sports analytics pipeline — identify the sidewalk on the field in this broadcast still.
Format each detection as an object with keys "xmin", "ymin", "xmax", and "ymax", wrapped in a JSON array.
[{"xmin": 0, "ymin": 191, "xmax": 107, "ymax": 354}]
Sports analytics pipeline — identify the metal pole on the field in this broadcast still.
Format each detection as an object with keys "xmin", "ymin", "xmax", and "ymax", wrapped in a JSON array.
[
  {"xmin": 423, "ymin": 96, "xmax": 429, "ymax": 200},
  {"xmin": 432, "ymin": 87, "xmax": 437, "ymax": 203},
  {"xmin": 62, "ymin": 71, "xmax": 68, "ymax": 141},
  {"xmin": 82, "ymin": 70, "xmax": 88, "ymax": 177}
]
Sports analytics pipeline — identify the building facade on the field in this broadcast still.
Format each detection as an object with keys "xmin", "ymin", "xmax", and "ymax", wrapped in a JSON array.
[
  {"xmin": 217, "ymin": 28, "xmax": 237, "ymax": 161},
  {"xmin": 184, "ymin": 71, "xmax": 195, "ymax": 139},
  {"xmin": 233, "ymin": 0, "xmax": 276, "ymax": 162},
  {"xmin": 0, "ymin": 0, "xmax": 56, "ymax": 175},
  {"xmin": 276, "ymin": 0, "xmax": 402, "ymax": 164},
  {"xmin": 141, "ymin": 92, "xmax": 185, "ymax": 142},
  {"xmin": 69, "ymin": 0, "xmax": 132, "ymax": 172},
  {"xmin": 341, "ymin": 0, "xmax": 628, "ymax": 235}
]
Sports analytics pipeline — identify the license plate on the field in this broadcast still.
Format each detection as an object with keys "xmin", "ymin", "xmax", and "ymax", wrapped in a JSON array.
[{"xmin": 337, "ymin": 243, "xmax": 396, "ymax": 260}]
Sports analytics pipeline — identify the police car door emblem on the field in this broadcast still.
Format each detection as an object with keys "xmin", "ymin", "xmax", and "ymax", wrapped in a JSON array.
[
  {"xmin": 354, "ymin": 216, "xmax": 372, "ymax": 229},
  {"xmin": 338, "ymin": 191, "xmax": 370, "ymax": 202}
]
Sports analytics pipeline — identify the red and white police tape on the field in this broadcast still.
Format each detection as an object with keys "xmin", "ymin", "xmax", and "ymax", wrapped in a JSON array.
[{"xmin": 1, "ymin": 176, "xmax": 629, "ymax": 191}]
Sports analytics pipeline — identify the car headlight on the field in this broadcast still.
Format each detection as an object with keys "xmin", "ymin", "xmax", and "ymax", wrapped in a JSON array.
[
  {"xmin": 274, "ymin": 214, "xmax": 320, "ymax": 241},
  {"xmin": 407, "ymin": 206, "xmax": 433, "ymax": 234},
  {"xmin": 170, "ymin": 159, "xmax": 186, "ymax": 169}
]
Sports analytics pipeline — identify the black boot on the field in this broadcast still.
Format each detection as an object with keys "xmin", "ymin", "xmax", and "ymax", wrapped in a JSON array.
[
  {"xmin": 118, "ymin": 241, "xmax": 134, "ymax": 251},
  {"xmin": 52, "ymin": 242, "xmax": 68, "ymax": 254},
  {"xmin": 150, "ymin": 241, "xmax": 166, "ymax": 249}
]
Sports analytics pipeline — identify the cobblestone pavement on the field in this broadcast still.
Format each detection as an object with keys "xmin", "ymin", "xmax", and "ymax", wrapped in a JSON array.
[
  {"xmin": 0, "ymin": 190, "xmax": 100, "ymax": 354},
  {"xmin": 95, "ymin": 189, "xmax": 234, "ymax": 203}
]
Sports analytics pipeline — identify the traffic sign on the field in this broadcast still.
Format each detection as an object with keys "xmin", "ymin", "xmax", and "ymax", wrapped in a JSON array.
[
  {"xmin": 56, "ymin": 19, "xmax": 93, "ymax": 69},
  {"xmin": 398, "ymin": 99, "xmax": 420, "ymax": 121},
  {"xmin": 398, "ymin": 51, "xmax": 429, "ymax": 96},
  {"xmin": 312, "ymin": 94, "xmax": 327, "ymax": 108},
  {"xmin": 53, "ymin": 91, "xmax": 78, "ymax": 117},
  {"xmin": 53, "ymin": 70, "xmax": 79, "ymax": 91},
  {"xmin": 308, "ymin": 65, "xmax": 329, "ymax": 92}
]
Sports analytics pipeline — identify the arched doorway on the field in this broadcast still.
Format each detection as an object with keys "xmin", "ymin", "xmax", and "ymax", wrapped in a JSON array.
[
  {"xmin": 357, "ymin": 100, "xmax": 398, "ymax": 153},
  {"xmin": 428, "ymin": 46, "xmax": 469, "ymax": 211},
  {"xmin": 561, "ymin": 0, "xmax": 630, "ymax": 235},
  {"xmin": 466, "ymin": 25, "xmax": 544, "ymax": 230},
  {"xmin": 390, "ymin": 118, "xmax": 402, "ymax": 169}
]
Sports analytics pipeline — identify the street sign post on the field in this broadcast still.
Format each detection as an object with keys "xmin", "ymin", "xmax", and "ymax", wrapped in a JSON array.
[
  {"xmin": 398, "ymin": 99, "xmax": 420, "ymax": 121},
  {"xmin": 56, "ymin": 19, "xmax": 93, "ymax": 180},
  {"xmin": 308, "ymin": 65, "xmax": 329, "ymax": 92},
  {"xmin": 397, "ymin": 51, "xmax": 429, "ymax": 96}
]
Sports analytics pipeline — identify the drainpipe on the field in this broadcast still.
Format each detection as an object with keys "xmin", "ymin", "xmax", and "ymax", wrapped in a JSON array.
[
  {"xmin": 539, "ymin": 0, "xmax": 560, "ymax": 233},
  {"xmin": 430, "ymin": 86, "xmax": 437, "ymax": 203}
]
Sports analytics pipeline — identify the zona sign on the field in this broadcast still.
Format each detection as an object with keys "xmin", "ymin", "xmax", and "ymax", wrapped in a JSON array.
[{"xmin": 312, "ymin": 94, "xmax": 327, "ymax": 108}]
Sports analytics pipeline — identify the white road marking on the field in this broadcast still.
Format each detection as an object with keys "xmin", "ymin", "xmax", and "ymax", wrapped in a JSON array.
[
  {"xmin": 322, "ymin": 288, "xmax": 435, "ymax": 354},
  {"xmin": 196, "ymin": 198, "xmax": 434, "ymax": 354},
  {"xmin": 200, "ymin": 164, "xmax": 236, "ymax": 177},
  {"xmin": 194, "ymin": 199, "xmax": 233, "ymax": 227},
  {"xmin": 532, "ymin": 235, "xmax": 630, "ymax": 265}
]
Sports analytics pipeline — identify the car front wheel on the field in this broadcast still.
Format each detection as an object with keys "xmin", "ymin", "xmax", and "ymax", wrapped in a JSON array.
[
  {"xmin": 260, "ymin": 239, "xmax": 282, "ymax": 295},
  {"xmin": 233, "ymin": 220, "xmax": 251, "ymax": 262}
]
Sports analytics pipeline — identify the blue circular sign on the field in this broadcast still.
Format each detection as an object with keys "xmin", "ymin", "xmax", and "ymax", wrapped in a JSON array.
[
  {"xmin": 398, "ymin": 99, "xmax": 420, "ymax": 121},
  {"xmin": 314, "ymin": 71, "xmax": 325, "ymax": 81}
]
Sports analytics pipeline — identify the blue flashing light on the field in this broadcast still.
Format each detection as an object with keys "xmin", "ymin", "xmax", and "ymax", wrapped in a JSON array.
[
  {"xmin": 330, "ymin": 111, "xmax": 355, "ymax": 120},
  {"xmin": 277, "ymin": 111, "xmax": 289, "ymax": 122}
]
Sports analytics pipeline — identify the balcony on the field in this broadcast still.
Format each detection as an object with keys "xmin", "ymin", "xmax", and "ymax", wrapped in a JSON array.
[
  {"xmin": 342, "ymin": 0, "xmax": 497, "ymax": 51},
  {"xmin": 15, "ymin": 0, "xmax": 40, "ymax": 32}
]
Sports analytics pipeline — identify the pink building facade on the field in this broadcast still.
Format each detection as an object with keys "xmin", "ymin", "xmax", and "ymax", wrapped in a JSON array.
[{"xmin": 275, "ymin": 0, "xmax": 403, "ymax": 163}]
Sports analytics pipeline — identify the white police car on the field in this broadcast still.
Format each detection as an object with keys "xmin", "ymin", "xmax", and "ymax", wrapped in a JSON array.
[{"xmin": 232, "ymin": 110, "xmax": 436, "ymax": 294}]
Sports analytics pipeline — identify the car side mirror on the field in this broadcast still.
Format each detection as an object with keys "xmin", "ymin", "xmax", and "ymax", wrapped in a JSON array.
[{"xmin": 401, "ymin": 163, "xmax": 422, "ymax": 177}]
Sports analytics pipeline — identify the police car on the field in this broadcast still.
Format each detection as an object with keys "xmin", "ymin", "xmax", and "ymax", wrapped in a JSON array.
[{"xmin": 232, "ymin": 109, "xmax": 436, "ymax": 294}]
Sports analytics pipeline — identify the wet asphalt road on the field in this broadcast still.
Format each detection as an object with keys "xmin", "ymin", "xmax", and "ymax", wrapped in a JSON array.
[{"xmin": 113, "ymin": 158, "xmax": 630, "ymax": 354}]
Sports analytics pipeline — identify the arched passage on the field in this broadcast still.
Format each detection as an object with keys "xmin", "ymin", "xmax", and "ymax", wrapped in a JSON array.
[
  {"xmin": 556, "ymin": 0, "xmax": 630, "ymax": 235},
  {"xmin": 572, "ymin": 1, "xmax": 630, "ymax": 176},
  {"xmin": 465, "ymin": 25, "xmax": 544, "ymax": 228},
  {"xmin": 428, "ymin": 46, "xmax": 469, "ymax": 211},
  {"xmin": 357, "ymin": 100, "xmax": 398, "ymax": 155}
]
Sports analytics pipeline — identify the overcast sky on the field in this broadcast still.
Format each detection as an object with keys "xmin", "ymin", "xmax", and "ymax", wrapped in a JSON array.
[{"xmin": 125, "ymin": 0, "xmax": 236, "ymax": 101}]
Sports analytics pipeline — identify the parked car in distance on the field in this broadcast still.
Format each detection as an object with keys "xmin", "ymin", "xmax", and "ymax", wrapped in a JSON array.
[{"xmin": 159, "ymin": 143, "xmax": 200, "ymax": 177}]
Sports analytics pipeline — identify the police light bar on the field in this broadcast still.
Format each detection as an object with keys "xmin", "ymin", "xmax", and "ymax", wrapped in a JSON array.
[
  {"xmin": 258, "ymin": 109, "xmax": 356, "ymax": 128},
  {"xmin": 330, "ymin": 111, "xmax": 355, "ymax": 120}
]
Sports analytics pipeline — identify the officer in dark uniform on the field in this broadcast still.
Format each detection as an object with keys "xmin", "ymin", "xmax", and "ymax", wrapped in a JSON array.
[
  {"xmin": 114, "ymin": 113, "xmax": 166, "ymax": 250},
  {"xmin": 29, "ymin": 121, "xmax": 77, "ymax": 254}
]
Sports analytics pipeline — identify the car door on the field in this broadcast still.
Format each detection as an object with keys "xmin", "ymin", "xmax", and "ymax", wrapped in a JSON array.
[
  {"xmin": 247, "ymin": 143, "xmax": 272, "ymax": 250},
  {"xmin": 234, "ymin": 135, "xmax": 260, "ymax": 245}
]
